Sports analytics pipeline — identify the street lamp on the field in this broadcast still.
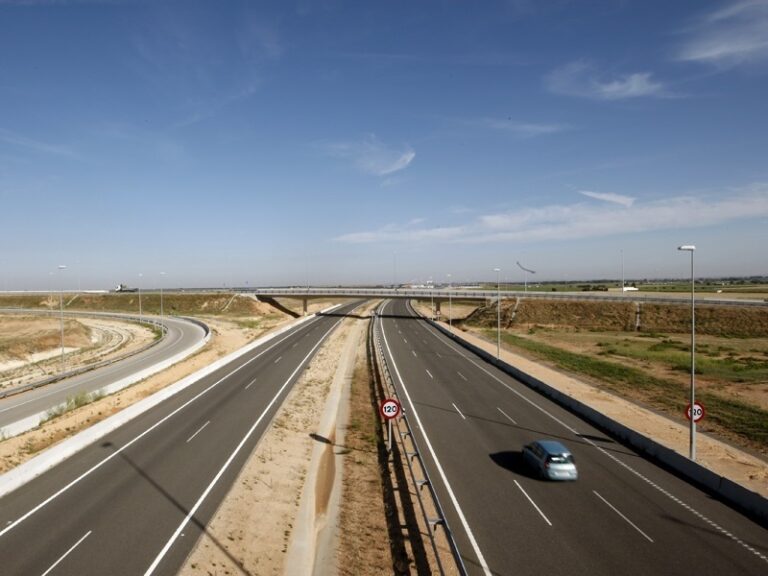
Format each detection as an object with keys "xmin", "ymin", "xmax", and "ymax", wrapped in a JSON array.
[
  {"xmin": 429, "ymin": 276, "xmax": 434, "ymax": 320},
  {"xmin": 57, "ymin": 265, "xmax": 67, "ymax": 372},
  {"xmin": 138, "ymin": 273, "xmax": 143, "ymax": 323},
  {"xmin": 494, "ymin": 267, "xmax": 501, "ymax": 359},
  {"xmin": 159, "ymin": 271, "xmax": 166, "ymax": 320},
  {"xmin": 678, "ymin": 245, "xmax": 696, "ymax": 461},
  {"xmin": 447, "ymin": 273, "xmax": 452, "ymax": 332}
]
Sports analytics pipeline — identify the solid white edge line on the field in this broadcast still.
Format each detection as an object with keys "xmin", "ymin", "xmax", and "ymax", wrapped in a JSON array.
[
  {"xmin": 143, "ymin": 313, "xmax": 348, "ymax": 575},
  {"xmin": 40, "ymin": 530, "xmax": 92, "ymax": 576},
  {"xmin": 513, "ymin": 480, "xmax": 552, "ymax": 526},
  {"xmin": 186, "ymin": 421, "xmax": 210, "ymax": 444},
  {"xmin": 497, "ymin": 407, "xmax": 517, "ymax": 425},
  {"xmin": 0, "ymin": 312, "xmax": 328, "ymax": 539},
  {"xmin": 593, "ymin": 490, "xmax": 654, "ymax": 543},
  {"xmin": 452, "ymin": 403, "xmax": 466, "ymax": 420},
  {"xmin": 380, "ymin": 301, "xmax": 493, "ymax": 576}
]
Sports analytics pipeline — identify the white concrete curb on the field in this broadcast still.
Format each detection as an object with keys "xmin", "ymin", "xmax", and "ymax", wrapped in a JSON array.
[{"xmin": 0, "ymin": 307, "xmax": 338, "ymax": 499}]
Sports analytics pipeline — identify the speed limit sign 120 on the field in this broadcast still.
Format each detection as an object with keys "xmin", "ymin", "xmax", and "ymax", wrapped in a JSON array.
[
  {"xmin": 380, "ymin": 398, "xmax": 401, "ymax": 420},
  {"xmin": 686, "ymin": 401, "xmax": 706, "ymax": 423}
]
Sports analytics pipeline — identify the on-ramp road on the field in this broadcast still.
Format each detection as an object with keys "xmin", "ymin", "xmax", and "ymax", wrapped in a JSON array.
[
  {"xmin": 376, "ymin": 299, "xmax": 768, "ymax": 576},
  {"xmin": 0, "ymin": 314, "xmax": 207, "ymax": 433}
]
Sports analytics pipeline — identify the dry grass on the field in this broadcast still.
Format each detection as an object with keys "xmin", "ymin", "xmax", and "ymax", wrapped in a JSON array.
[
  {"xmin": 337, "ymin": 338, "xmax": 393, "ymax": 575},
  {"xmin": 0, "ymin": 316, "xmax": 91, "ymax": 359}
]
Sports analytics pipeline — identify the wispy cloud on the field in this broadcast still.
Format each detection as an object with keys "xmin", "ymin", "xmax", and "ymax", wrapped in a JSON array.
[
  {"xmin": 173, "ymin": 82, "xmax": 260, "ymax": 129},
  {"xmin": 0, "ymin": 128, "xmax": 75, "ymax": 158},
  {"xmin": 335, "ymin": 184, "xmax": 768, "ymax": 244},
  {"xmin": 579, "ymin": 190, "xmax": 635, "ymax": 207},
  {"xmin": 677, "ymin": 0, "xmax": 768, "ymax": 68},
  {"xmin": 335, "ymin": 221, "xmax": 464, "ymax": 244},
  {"xmin": 546, "ymin": 60, "xmax": 667, "ymax": 100},
  {"xmin": 322, "ymin": 135, "xmax": 415, "ymax": 176},
  {"xmin": 479, "ymin": 118, "xmax": 569, "ymax": 137}
]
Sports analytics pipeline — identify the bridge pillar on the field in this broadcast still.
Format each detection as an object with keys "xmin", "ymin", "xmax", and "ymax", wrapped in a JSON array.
[
  {"xmin": 303, "ymin": 298, "xmax": 308, "ymax": 316},
  {"xmin": 435, "ymin": 300, "xmax": 441, "ymax": 317}
]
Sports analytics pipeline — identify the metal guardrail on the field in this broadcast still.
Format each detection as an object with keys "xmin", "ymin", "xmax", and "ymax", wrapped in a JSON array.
[
  {"xmin": 244, "ymin": 287, "xmax": 768, "ymax": 308},
  {"xmin": 371, "ymin": 305, "xmax": 468, "ymax": 576}
]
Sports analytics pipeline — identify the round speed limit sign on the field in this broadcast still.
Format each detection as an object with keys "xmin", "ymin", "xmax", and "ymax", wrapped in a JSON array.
[
  {"xmin": 380, "ymin": 398, "xmax": 401, "ymax": 420},
  {"xmin": 686, "ymin": 401, "xmax": 706, "ymax": 423}
]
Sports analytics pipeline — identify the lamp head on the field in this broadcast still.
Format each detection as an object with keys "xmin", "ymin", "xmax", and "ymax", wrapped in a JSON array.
[{"xmin": 677, "ymin": 245, "xmax": 696, "ymax": 251}]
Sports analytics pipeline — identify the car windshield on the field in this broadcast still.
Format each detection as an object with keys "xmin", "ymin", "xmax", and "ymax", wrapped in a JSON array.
[{"xmin": 547, "ymin": 454, "xmax": 574, "ymax": 464}]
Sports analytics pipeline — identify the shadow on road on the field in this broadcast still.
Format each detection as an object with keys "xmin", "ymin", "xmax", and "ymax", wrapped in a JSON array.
[
  {"xmin": 489, "ymin": 450, "xmax": 539, "ymax": 479},
  {"xmin": 101, "ymin": 441, "xmax": 256, "ymax": 576}
]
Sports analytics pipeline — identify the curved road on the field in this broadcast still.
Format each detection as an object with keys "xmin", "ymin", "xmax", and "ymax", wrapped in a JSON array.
[
  {"xmin": 376, "ymin": 298, "xmax": 768, "ymax": 576},
  {"xmin": 0, "ymin": 314, "xmax": 207, "ymax": 433},
  {"xmin": 0, "ymin": 301, "xmax": 361, "ymax": 575}
]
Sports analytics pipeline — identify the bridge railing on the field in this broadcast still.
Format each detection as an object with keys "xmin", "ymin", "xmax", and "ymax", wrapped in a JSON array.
[{"xmin": 245, "ymin": 287, "xmax": 767, "ymax": 307}]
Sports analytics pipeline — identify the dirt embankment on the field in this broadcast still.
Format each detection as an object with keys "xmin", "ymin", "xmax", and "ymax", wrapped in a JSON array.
[
  {"xmin": 466, "ymin": 299, "xmax": 768, "ymax": 337},
  {"xmin": 0, "ymin": 316, "xmax": 91, "ymax": 359},
  {"xmin": 0, "ymin": 315, "xmax": 160, "ymax": 392}
]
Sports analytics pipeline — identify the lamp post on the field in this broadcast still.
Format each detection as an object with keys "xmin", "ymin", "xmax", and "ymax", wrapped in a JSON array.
[
  {"xmin": 678, "ymin": 245, "xmax": 696, "ymax": 461},
  {"xmin": 494, "ymin": 267, "xmax": 501, "ymax": 359},
  {"xmin": 447, "ymin": 273, "xmax": 452, "ymax": 332},
  {"xmin": 429, "ymin": 276, "xmax": 434, "ymax": 320},
  {"xmin": 160, "ymin": 271, "xmax": 166, "ymax": 320},
  {"xmin": 621, "ymin": 249, "xmax": 625, "ymax": 293},
  {"xmin": 57, "ymin": 265, "xmax": 67, "ymax": 372},
  {"xmin": 138, "ymin": 273, "xmax": 143, "ymax": 323}
]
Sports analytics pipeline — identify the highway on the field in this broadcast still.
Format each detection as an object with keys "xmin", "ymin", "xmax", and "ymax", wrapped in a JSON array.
[
  {"xmin": 0, "ymin": 301, "xmax": 360, "ymax": 576},
  {"xmin": 376, "ymin": 299, "xmax": 768, "ymax": 576},
  {"xmin": 0, "ymin": 314, "xmax": 207, "ymax": 433}
]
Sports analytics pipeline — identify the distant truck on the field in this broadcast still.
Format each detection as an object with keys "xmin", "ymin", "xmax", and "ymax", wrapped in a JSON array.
[{"xmin": 114, "ymin": 283, "xmax": 138, "ymax": 293}]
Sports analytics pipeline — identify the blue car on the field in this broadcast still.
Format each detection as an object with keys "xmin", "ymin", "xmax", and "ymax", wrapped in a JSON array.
[{"xmin": 522, "ymin": 439, "xmax": 578, "ymax": 481}]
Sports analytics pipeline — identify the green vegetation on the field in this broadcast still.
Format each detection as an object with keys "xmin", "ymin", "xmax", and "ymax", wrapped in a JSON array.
[
  {"xmin": 594, "ymin": 336, "xmax": 768, "ymax": 384},
  {"xmin": 42, "ymin": 390, "xmax": 104, "ymax": 423},
  {"xmin": 483, "ymin": 329, "xmax": 768, "ymax": 449},
  {"xmin": 0, "ymin": 292, "xmax": 277, "ymax": 318}
]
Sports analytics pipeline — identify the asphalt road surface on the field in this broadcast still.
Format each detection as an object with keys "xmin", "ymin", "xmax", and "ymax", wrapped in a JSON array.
[
  {"xmin": 0, "ymin": 302, "xmax": 360, "ymax": 576},
  {"xmin": 0, "ymin": 314, "xmax": 207, "ymax": 430},
  {"xmin": 376, "ymin": 299, "xmax": 768, "ymax": 576}
]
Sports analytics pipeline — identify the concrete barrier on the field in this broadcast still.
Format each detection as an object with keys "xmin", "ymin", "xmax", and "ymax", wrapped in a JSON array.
[{"xmin": 418, "ymin": 309, "xmax": 768, "ymax": 528}]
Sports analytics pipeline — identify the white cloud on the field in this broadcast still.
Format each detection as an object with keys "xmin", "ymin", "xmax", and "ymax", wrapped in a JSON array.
[
  {"xmin": 677, "ymin": 0, "xmax": 768, "ymax": 68},
  {"xmin": 579, "ymin": 190, "xmax": 635, "ymax": 207},
  {"xmin": 334, "ymin": 184, "xmax": 768, "ymax": 245},
  {"xmin": 481, "ymin": 118, "xmax": 568, "ymax": 137},
  {"xmin": 334, "ymin": 221, "xmax": 465, "ymax": 244},
  {"xmin": 323, "ymin": 135, "xmax": 415, "ymax": 176},
  {"xmin": 546, "ymin": 60, "xmax": 666, "ymax": 100}
]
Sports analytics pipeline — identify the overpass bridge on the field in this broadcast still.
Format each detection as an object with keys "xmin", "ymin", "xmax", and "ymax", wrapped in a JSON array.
[{"xmin": 238, "ymin": 286, "xmax": 768, "ymax": 315}]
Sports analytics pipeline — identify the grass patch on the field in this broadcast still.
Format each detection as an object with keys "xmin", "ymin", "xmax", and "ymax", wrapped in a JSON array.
[
  {"xmin": 486, "ymin": 329, "xmax": 768, "ymax": 449},
  {"xmin": 41, "ymin": 390, "xmax": 104, "ymax": 423}
]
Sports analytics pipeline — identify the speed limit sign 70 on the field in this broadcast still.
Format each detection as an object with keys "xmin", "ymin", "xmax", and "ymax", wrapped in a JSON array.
[
  {"xmin": 686, "ymin": 402, "xmax": 706, "ymax": 423},
  {"xmin": 380, "ymin": 398, "xmax": 401, "ymax": 420}
]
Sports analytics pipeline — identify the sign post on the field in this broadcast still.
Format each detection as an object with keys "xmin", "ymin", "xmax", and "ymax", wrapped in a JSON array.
[{"xmin": 380, "ymin": 398, "xmax": 401, "ymax": 452}]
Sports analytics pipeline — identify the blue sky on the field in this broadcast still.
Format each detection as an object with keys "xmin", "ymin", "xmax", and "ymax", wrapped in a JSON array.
[{"xmin": 1, "ymin": 0, "xmax": 767, "ymax": 289}]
